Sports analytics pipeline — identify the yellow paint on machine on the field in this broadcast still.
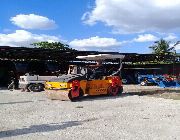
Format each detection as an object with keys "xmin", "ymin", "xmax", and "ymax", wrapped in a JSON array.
[
  {"xmin": 85, "ymin": 79, "xmax": 112, "ymax": 95},
  {"xmin": 45, "ymin": 82, "xmax": 72, "ymax": 89},
  {"xmin": 45, "ymin": 78, "xmax": 113, "ymax": 96}
]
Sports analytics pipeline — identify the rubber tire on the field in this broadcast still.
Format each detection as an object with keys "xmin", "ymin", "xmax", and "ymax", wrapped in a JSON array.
[
  {"xmin": 108, "ymin": 86, "xmax": 123, "ymax": 96},
  {"xmin": 8, "ymin": 82, "xmax": 15, "ymax": 91},
  {"xmin": 68, "ymin": 88, "xmax": 84, "ymax": 101},
  {"xmin": 140, "ymin": 81, "xmax": 147, "ymax": 86},
  {"xmin": 28, "ymin": 84, "xmax": 43, "ymax": 92}
]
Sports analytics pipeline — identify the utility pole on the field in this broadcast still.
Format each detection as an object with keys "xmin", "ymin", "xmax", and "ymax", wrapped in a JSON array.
[
  {"xmin": 172, "ymin": 41, "xmax": 179, "ymax": 76},
  {"xmin": 173, "ymin": 49, "xmax": 176, "ymax": 76}
]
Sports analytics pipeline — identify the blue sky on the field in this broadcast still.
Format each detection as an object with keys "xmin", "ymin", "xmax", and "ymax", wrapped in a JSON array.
[{"xmin": 0, "ymin": 0, "xmax": 180, "ymax": 53}]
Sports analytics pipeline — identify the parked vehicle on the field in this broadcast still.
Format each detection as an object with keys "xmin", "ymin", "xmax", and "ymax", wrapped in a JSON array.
[
  {"xmin": 19, "ymin": 73, "xmax": 58, "ymax": 92},
  {"xmin": 138, "ymin": 74, "xmax": 180, "ymax": 88}
]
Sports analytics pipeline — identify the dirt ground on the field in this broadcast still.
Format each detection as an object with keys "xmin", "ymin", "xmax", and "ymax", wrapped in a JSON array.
[{"xmin": 0, "ymin": 85, "xmax": 180, "ymax": 140}]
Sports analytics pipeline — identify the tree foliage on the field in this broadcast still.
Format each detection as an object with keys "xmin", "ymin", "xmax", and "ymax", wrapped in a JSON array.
[
  {"xmin": 149, "ymin": 39, "xmax": 174, "ymax": 55},
  {"xmin": 32, "ymin": 41, "xmax": 74, "ymax": 51}
]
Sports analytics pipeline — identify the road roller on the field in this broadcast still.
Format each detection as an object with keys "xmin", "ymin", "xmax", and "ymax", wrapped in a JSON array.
[{"xmin": 45, "ymin": 54, "xmax": 124, "ymax": 101}]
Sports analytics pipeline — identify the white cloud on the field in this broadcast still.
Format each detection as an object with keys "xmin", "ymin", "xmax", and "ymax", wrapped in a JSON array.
[
  {"xmin": 169, "ymin": 41, "xmax": 180, "ymax": 51},
  {"xmin": 134, "ymin": 34, "xmax": 158, "ymax": 42},
  {"xmin": 154, "ymin": 0, "xmax": 180, "ymax": 8},
  {"xmin": 175, "ymin": 44, "xmax": 180, "ymax": 50},
  {"xmin": 10, "ymin": 14, "xmax": 57, "ymax": 30},
  {"xmin": 164, "ymin": 34, "xmax": 177, "ymax": 40},
  {"xmin": 69, "ymin": 36, "xmax": 121, "ymax": 50},
  {"xmin": 83, "ymin": 0, "xmax": 180, "ymax": 33},
  {"xmin": 0, "ymin": 30, "xmax": 60, "ymax": 47}
]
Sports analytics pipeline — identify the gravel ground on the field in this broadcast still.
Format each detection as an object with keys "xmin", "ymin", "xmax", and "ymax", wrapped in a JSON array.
[{"xmin": 0, "ymin": 85, "xmax": 180, "ymax": 140}]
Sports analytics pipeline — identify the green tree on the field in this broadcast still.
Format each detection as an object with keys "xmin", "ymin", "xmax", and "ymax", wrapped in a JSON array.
[
  {"xmin": 32, "ymin": 41, "xmax": 74, "ymax": 50},
  {"xmin": 149, "ymin": 39, "xmax": 174, "ymax": 55}
]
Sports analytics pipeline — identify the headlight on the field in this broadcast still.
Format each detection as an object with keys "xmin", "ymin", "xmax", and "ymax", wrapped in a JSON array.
[
  {"xmin": 60, "ymin": 83, "xmax": 66, "ymax": 87},
  {"xmin": 46, "ymin": 84, "xmax": 52, "ymax": 87}
]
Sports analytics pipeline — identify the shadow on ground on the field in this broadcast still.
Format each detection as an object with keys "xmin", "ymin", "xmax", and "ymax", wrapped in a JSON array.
[
  {"xmin": 0, "ymin": 121, "xmax": 80, "ymax": 138},
  {"xmin": 0, "ymin": 118, "xmax": 98, "ymax": 138},
  {"xmin": 0, "ymin": 122, "xmax": 80, "ymax": 138},
  {"xmin": 0, "ymin": 100, "xmax": 45, "ymax": 105},
  {"xmin": 0, "ymin": 101, "xmax": 33, "ymax": 105}
]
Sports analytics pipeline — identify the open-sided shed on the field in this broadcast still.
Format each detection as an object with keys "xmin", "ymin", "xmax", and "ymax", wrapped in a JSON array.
[{"xmin": 0, "ymin": 46, "xmax": 180, "ymax": 86}]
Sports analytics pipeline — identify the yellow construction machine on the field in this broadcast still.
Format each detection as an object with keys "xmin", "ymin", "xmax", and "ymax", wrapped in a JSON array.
[{"xmin": 45, "ymin": 54, "xmax": 124, "ymax": 101}]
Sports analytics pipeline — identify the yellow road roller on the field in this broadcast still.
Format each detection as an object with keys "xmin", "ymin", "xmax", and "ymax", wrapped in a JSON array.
[{"xmin": 45, "ymin": 54, "xmax": 124, "ymax": 101}]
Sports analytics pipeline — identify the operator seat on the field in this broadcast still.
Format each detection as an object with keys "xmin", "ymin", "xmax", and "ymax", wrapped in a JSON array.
[{"xmin": 89, "ymin": 66, "xmax": 106, "ymax": 80}]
